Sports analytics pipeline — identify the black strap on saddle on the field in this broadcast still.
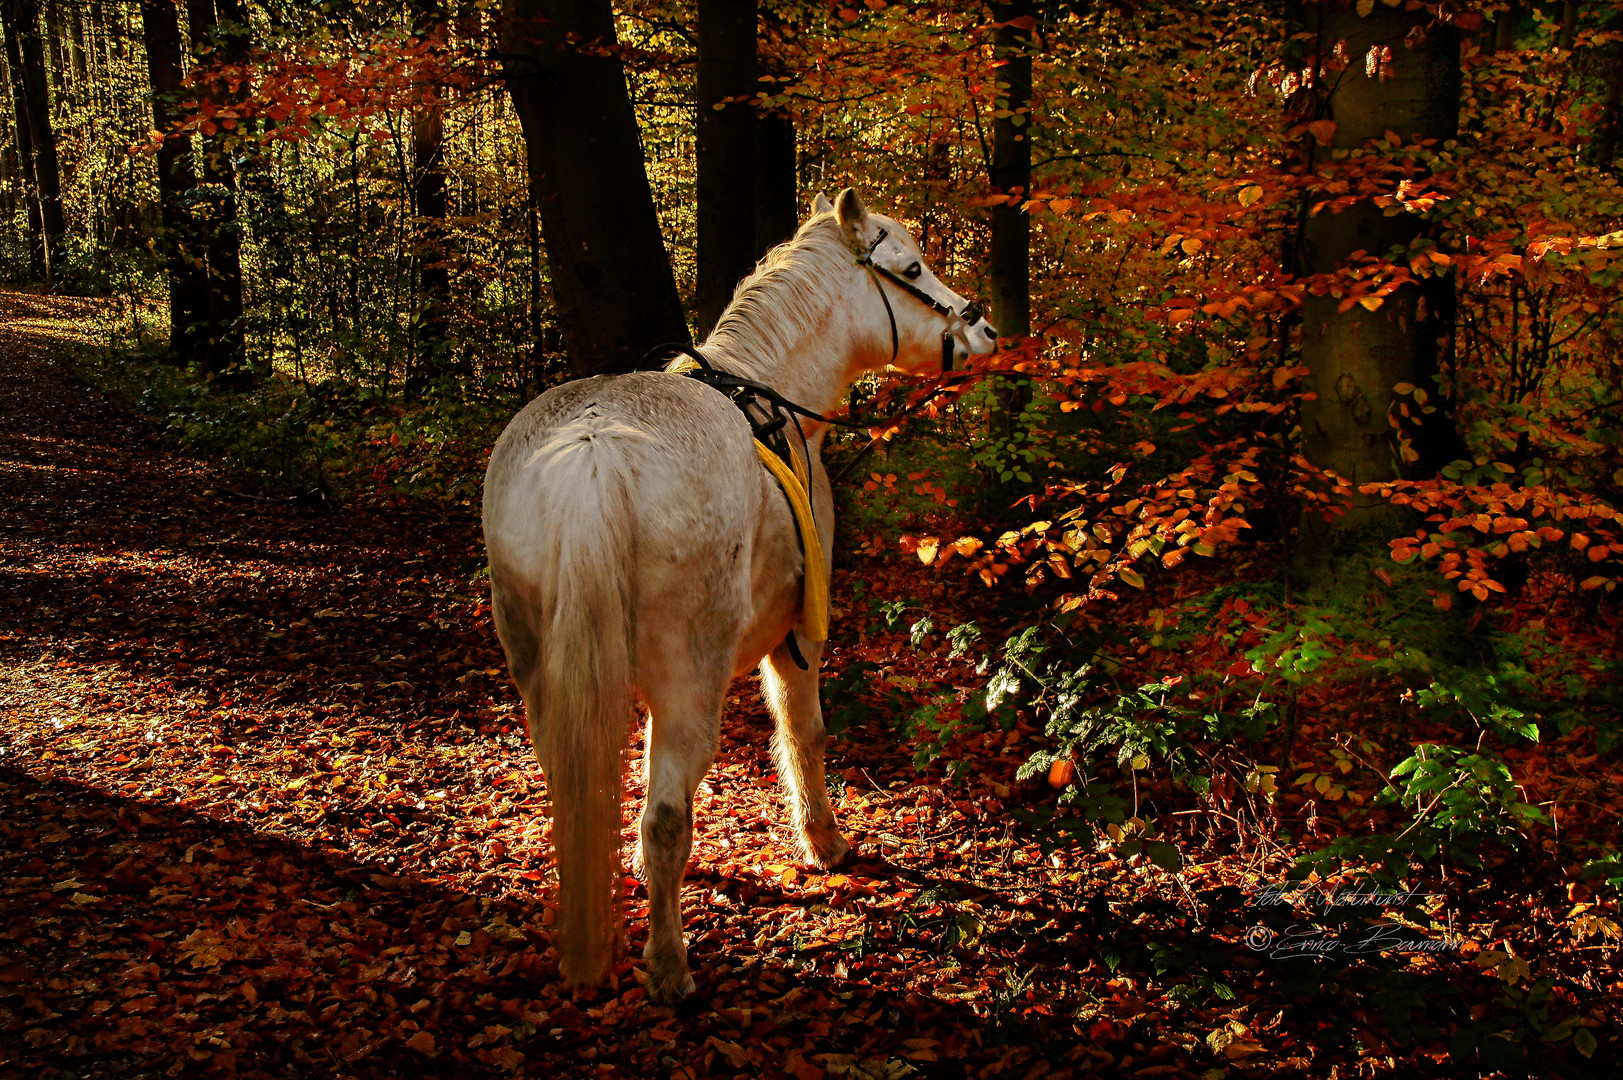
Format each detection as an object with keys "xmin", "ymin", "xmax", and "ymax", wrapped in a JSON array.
[
  {"xmin": 640, "ymin": 343, "xmax": 836, "ymax": 669},
  {"xmin": 642, "ymin": 343, "xmax": 823, "ymax": 482}
]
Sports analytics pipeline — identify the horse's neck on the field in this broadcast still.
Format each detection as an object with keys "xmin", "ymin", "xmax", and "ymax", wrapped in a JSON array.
[{"xmin": 700, "ymin": 268, "xmax": 881, "ymax": 419}]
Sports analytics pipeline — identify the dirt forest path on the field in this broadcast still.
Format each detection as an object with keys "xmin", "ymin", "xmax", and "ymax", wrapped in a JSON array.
[{"xmin": 1, "ymin": 287, "xmax": 1228, "ymax": 1080}]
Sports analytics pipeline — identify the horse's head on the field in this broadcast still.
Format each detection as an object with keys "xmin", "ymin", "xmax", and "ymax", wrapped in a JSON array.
[{"xmin": 815, "ymin": 189, "xmax": 999, "ymax": 374}]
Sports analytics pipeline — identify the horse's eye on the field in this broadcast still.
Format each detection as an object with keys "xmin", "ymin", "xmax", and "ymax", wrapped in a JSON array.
[{"xmin": 903, "ymin": 262, "xmax": 922, "ymax": 280}]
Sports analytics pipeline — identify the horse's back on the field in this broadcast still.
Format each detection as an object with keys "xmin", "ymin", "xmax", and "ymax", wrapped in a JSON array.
[
  {"xmin": 483, "ymin": 373, "xmax": 773, "ymax": 670},
  {"xmin": 486, "ymin": 372, "xmax": 757, "ymax": 553}
]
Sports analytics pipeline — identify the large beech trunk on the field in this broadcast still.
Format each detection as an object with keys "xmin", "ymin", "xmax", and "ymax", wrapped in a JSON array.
[
  {"xmin": 1293, "ymin": 1, "xmax": 1463, "ymax": 577},
  {"xmin": 501, "ymin": 0, "xmax": 688, "ymax": 378},
  {"xmin": 695, "ymin": 0, "xmax": 760, "ymax": 337},
  {"xmin": 754, "ymin": 104, "xmax": 797, "ymax": 258}
]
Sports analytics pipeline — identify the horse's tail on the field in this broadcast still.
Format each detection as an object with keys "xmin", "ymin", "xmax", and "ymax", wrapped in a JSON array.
[{"xmin": 524, "ymin": 424, "xmax": 638, "ymax": 988}]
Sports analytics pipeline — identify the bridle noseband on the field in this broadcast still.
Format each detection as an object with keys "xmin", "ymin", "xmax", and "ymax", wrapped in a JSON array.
[{"xmin": 854, "ymin": 226, "xmax": 986, "ymax": 372}]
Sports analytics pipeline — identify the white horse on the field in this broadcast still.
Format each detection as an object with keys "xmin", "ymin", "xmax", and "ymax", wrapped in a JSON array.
[{"xmin": 481, "ymin": 188, "xmax": 998, "ymax": 1003}]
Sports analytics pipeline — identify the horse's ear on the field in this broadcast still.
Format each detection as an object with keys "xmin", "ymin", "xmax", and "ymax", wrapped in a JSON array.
[
  {"xmin": 835, "ymin": 188, "xmax": 868, "ymax": 240},
  {"xmin": 811, "ymin": 192, "xmax": 834, "ymax": 215}
]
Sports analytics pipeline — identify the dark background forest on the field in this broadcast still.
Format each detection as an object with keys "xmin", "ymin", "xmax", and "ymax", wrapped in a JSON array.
[{"xmin": 1, "ymin": 0, "xmax": 1621, "ymax": 1077}]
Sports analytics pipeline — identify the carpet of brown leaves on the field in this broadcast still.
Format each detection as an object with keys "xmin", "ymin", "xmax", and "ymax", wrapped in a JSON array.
[{"xmin": 2, "ymin": 287, "xmax": 1614, "ymax": 1079}]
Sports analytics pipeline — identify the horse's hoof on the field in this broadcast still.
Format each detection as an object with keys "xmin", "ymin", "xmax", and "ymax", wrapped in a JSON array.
[
  {"xmin": 647, "ymin": 968, "xmax": 696, "ymax": 1005},
  {"xmin": 802, "ymin": 826, "xmax": 851, "ymax": 870}
]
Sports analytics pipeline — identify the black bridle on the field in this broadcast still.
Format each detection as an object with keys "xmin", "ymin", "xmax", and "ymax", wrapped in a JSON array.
[{"xmin": 854, "ymin": 226, "xmax": 986, "ymax": 372}]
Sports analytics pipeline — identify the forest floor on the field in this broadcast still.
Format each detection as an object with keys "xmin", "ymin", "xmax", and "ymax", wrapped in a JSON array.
[{"xmin": 1, "ymin": 285, "xmax": 1616, "ymax": 1080}]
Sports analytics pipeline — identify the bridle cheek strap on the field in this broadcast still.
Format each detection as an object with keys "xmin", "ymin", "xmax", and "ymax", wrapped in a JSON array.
[{"xmin": 855, "ymin": 227, "xmax": 983, "ymax": 373}]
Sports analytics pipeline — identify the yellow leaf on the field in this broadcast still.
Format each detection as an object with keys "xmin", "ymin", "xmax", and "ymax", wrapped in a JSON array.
[
  {"xmin": 1356, "ymin": 0, "xmax": 1375, "ymax": 15},
  {"xmin": 1238, "ymin": 184, "xmax": 1264, "ymax": 208},
  {"xmin": 1181, "ymin": 237, "xmax": 1204, "ymax": 255},
  {"xmin": 1358, "ymin": 296, "xmax": 1382, "ymax": 311},
  {"xmin": 1119, "ymin": 567, "xmax": 1145, "ymax": 588},
  {"xmin": 917, "ymin": 537, "xmax": 939, "ymax": 564}
]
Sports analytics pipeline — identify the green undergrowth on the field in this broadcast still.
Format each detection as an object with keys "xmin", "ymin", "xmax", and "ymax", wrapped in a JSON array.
[
  {"xmin": 71, "ymin": 346, "xmax": 516, "ymax": 512},
  {"xmin": 824, "ymin": 541, "xmax": 1621, "ymax": 1073}
]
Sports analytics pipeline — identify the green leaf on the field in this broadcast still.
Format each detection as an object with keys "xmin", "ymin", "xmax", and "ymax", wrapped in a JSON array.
[{"xmin": 1143, "ymin": 840, "xmax": 1182, "ymax": 871}]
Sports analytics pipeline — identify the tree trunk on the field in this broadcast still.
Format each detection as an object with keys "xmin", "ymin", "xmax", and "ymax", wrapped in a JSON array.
[
  {"xmin": 68, "ymin": 3, "xmax": 86, "ymax": 83},
  {"xmin": 184, "ymin": 0, "xmax": 247, "ymax": 375},
  {"xmin": 988, "ymin": 0, "xmax": 1033, "ymax": 340},
  {"xmin": 526, "ymin": 164, "xmax": 545, "ymax": 389},
  {"xmin": 411, "ymin": 0, "xmax": 450, "ymax": 390},
  {"xmin": 1293, "ymin": 2, "xmax": 1463, "ymax": 579},
  {"xmin": 140, "ymin": 0, "xmax": 208, "ymax": 363},
  {"xmin": 1, "ymin": 25, "xmax": 44, "ymax": 278},
  {"xmin": 1557, "ymin": 1, "xmax": 1580, "ymax": 53},
  {"xmin": 2, "ymin": 0, "xmax": 63, "ymax": 283},
  {"xmin": 695, "ymin": 0, "xmax": 759, "ymax": 337},
  {"xmin": 1595, "ymin": 39, "xmax": 1623, "ymax": 170},
  {"xmin": 754, "ymin": 107, "xmax": 796, "ymax": 256},
  {"xmin": 41, "ymin": 0, "xmax": 61, "ymax": 92},
  {"xmin": 1493, "ymin": 3, "xmax": 1518, "ymax": 52},
  {"xmin": 500, "ymin": 0, "xmax": 688, "ymax": 378}
]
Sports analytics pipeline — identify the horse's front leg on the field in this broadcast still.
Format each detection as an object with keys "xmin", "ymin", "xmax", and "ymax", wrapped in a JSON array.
[{"xmin": 761, "ymin": 637, "xmax": 851, "ymax": 870}]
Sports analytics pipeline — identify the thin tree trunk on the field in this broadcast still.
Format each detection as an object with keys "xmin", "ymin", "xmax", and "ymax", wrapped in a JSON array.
[
  {"xmin": 1293, "ymin": 1, "xmax": 1464, "ymax": 581},
  {"xmin": 1595, "ymin": 39, "xmax": 1623, "ymax": 169},
  {"xmin": 695, "ymin": 0, "xmax": 759, "ymax": 337},
  {"xmin": 41, "ymin": 0, "xmax": 61, "ymax": 93},
  {"xmin": 3, "ymin": 0, "xmax": 63, "ymax": 283},
  {"xmin": 1, "ymin": 27, "xmax": 43, "ymax": 278},
  {"xmin": 411, "ymin": 0, "xmax": 450, "ymax": 391},
  {"xmin": 183, "ymin": 0, "xmax": 246, "ymax": 375},
  {"xmin": 988, "ymin": 0, "xmax": 1032, "ymax": 340},
  {"xmin": 501, "ymin": 0, "xmax": 689, "ymax": 377},
  {"xmin": 68, "ymin": 3, "xmax": 85, "ymax": 82},
  {"xmin": 1493, "ymin": 3, "xmax": 1519, "ymax": 52},
  {"xmin": 526, "ymin": 166, "xmax": 544, "ymax": 389},
  {"xmin": 1557, "ymin": 1, "xmax": 1580, "ymax": 52},
  {"xmin": 140, "ymin": 0, "xmax": 208, "ymax": 363}
]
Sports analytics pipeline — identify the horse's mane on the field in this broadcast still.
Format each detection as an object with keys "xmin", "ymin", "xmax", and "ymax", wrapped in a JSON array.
[{"xmin": 701, "ymin": 214, "xmax": 853, "ymax": 380}]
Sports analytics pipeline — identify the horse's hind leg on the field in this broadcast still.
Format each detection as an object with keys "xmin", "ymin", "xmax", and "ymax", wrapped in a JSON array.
[
  {"xmin": 490, "ymin": 572, "xmax": 545, "ymax": 754},
  {"xmin": 760, "ymin": 638, "xmax": 851, "ymax": 870},
  {"xmin": 637, "ymin": 667, "xmax": 725, "ymax": 1003}
]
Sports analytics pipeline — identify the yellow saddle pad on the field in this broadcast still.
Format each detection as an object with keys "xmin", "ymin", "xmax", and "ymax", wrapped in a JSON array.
[{"xmin": 665, "ymin": 357, "xmax": 829, "ymax": 643}]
